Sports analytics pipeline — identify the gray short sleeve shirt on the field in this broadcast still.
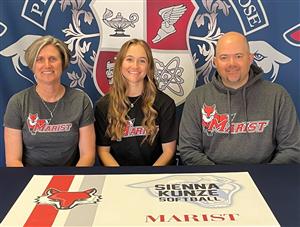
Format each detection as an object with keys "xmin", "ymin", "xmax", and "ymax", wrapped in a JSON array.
[{"xmin": 4, "ymin": 85, "xmax": 94, "ymax": 166}]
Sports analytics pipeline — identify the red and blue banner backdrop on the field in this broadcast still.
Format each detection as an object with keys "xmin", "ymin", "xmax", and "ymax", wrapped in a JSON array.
[{"xmin": 0, "ymin": 0, "xmax": 299, "ymax": 166}]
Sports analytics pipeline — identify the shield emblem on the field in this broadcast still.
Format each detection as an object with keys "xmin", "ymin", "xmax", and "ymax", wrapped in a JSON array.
[{"xmin": 92, "ymin": 0, "xmax": 198, "ymax": 105}]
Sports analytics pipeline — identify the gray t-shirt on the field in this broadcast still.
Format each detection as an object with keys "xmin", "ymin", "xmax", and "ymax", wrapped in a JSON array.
[{"xmin": 4, "ymin": 85, "xmax": 94, "ymax": 166}]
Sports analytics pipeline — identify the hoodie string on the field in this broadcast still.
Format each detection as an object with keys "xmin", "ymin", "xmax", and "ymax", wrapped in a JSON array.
[
  {"xmin": 227, "ymin": 90, "xmax": 232, "ymax": 135},
  {"xmin": 242, "ymin": 88, "xmax": 248, "ymax": 133},
  {"xmin": 227, "ymin": 88, "xmax": 248, "ymax": 135}
]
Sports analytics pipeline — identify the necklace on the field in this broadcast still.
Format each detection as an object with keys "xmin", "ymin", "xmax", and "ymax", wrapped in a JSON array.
[
  {"xmin": 129, "ymin": 96, "xmax": 141, "ymax": 108},
  {"xmin": 41, "ymin": 99, "xmax": 59, "ymax": 118},
  {"xmin": 36, "ymin": 85, "xmax": 64, "ymax": 119}
]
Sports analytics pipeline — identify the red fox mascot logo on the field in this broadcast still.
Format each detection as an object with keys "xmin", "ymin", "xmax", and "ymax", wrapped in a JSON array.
[
  {"xmin": 201, "ymin": 103, "xmax": 269, "ymax": 135},
  {"xmin": 35, "ymin": 188, "xmax": 101, "ymax": 210},
  {"xmin": 27, "ymin": 113, "xmax": 49, "ymax": 135},
  {"xmin": 201, "ymin": 103, "xmax": 230, "ymax": 136}
]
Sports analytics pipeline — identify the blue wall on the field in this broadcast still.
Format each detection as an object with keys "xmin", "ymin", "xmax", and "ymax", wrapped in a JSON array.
[{"xmin": 1, "ymin": 0, "xmax": 299, "ymax": 166}]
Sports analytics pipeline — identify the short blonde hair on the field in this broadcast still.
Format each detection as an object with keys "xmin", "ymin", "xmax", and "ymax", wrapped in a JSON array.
[{"xmin": 25, "ymin": 35, "xmax": 70, "ymax": 70}]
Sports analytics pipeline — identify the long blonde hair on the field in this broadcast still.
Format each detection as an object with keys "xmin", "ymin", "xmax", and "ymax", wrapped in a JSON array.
[{"xmin": 106, "ymin": 39, "xmax": 158, "ymax": 144}]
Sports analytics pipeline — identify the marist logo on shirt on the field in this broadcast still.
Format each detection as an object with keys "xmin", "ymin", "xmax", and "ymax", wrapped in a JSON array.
[
  {"xmin": 123, "ymin": 118, "xmax": 159, "ymax": 139},
  {"xmin": 27, "ymin": 113, "xmax": 72, "ymax": 135},
  {"xmin": 123, "ymin": 118, "xmax": 147, "ymax": 138},
  {"xmin": 201, "ymin": 104, "xmax": 269, "ymax": 136}
]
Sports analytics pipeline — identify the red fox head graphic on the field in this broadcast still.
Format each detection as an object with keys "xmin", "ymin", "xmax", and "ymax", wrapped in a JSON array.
[
  {"xmin": 123, "ymin": 119, "xmax": 135, "ymax": 136},
  {"xmin": 27, "ymin": 113, "xmax": 49, "ymax": 135},
  {"xmin": 35, "ymin": 188, "xmax": 101, "ymax": 210},
  {"xmin": 201, "ymin": 103, "xmax": 229, "ymax": 136},
  {"xmin": 202, "ymin": 104, "xmax": 217, "ymax": 123}
]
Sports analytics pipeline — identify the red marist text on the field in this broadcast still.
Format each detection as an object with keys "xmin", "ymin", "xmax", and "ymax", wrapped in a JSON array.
[
  {"xmin": 31, "ymin": 123, "xmax": 72, "ymax": 133},
  {"xmin": 123, "ymin": 119, "xmax": 147, "ymax": 138},
  {"xmin": 146, "ymin": 214, "xmax": 239, "ymax": 223}
]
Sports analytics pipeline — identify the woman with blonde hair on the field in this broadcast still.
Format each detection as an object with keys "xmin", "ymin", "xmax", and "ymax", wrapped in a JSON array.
[
  {"xmin": 95, "ymin": 39, "xmax": 177, "ymax": 166},
  {"xmin": 4, "ymin": 35, "xmax": 95, "ymax": 166}
]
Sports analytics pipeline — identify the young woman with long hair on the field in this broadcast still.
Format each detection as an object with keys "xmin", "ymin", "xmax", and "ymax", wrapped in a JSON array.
[{"xmin": 94, "ymin": 39, "xmax": 178, "ymax": 166}]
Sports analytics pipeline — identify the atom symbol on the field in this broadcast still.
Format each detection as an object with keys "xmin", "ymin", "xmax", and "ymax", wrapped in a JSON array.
[{"xmin": 154, "ymin": 56, "xmax": 184, "ymax": 96}]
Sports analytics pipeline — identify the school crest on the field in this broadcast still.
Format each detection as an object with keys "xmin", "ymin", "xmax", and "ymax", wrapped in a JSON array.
[{"xmin": 92, "ymin": 0, "xmax": 198, "ymax": 106}]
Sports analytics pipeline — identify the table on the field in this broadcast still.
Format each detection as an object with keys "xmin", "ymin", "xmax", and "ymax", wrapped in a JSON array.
[{"xmin": 0, "ymin": 164, "xmax": 299, "ymax": 226}]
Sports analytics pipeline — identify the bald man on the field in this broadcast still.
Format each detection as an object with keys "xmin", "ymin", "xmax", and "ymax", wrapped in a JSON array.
[{"xmin": 179, "ymin": 31, "xmax": 300, "ymax": 165}]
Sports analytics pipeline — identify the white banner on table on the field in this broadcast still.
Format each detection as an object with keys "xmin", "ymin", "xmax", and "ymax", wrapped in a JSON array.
[{"xmin": 1, "ymin": 172, "xmax": 280, "ymax": 226}]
